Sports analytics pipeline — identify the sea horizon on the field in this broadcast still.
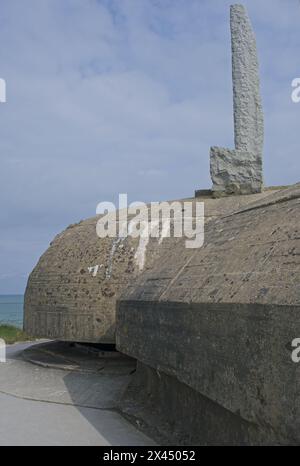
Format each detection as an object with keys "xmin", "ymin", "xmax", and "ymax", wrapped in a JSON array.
[{"xmin": 0, "ymin": 294, "xmax": 24, "ymax": 328}]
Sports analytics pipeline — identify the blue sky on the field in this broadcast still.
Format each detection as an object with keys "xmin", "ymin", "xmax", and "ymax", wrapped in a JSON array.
[{"xmin": 0, "ymin": 0, "xmax": 300, "ymax": 293}]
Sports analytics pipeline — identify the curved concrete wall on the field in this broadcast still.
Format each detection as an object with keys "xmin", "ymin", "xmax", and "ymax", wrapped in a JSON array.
[
  {"xmin": 24, "ymin": 189, "xmax": 279, "ymax": 343},
  {"xmin": 117, "ymin": 184, "xmax": 300, "ymax": 444}
]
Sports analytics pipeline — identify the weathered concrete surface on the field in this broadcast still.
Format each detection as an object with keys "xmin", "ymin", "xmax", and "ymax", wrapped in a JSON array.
[
  {"xmin": 210, "ymin": 5, "xmax": 264, "ymax": 195},
  {"xmin": 24, "ymin": 214, "xmax": 168, "ymax": 343},
  {"xmin": 118, "ymin": 184, "xmax": 300, "ymax": 306},
  {"xmin": 0, "ymin": 342, "xmax": 155, "ymax": 446},
  {"xmin": 210, "ymin": 146, "xmax": 263, "ymax": 196},
  {"xmin": 24, "ymin": 190, "xmax": 278, "ymax": 343},
  {"xmin": 120, "ymin": 362, "xmax": 277, "ymax": 446},
  {"xmin": 117, "ymin": 183, "xmax": 300, "ymax": 445},
  {"xmin": 118, "ymin": 303, "xmax": 300, "ymax": 445}
]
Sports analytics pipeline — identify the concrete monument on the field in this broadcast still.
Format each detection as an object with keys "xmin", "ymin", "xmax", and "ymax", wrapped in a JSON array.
[{"xmin": 210, "ymin": 4, "xmax": 264, "ymax": 196}]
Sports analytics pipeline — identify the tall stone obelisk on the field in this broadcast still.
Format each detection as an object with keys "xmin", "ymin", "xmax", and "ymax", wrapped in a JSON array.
[
  {"xmin": 209, "ymin": 4, "xmax": 264, "ymax": 196},
  {"xmin": 231, "ymin": 4, "xmax": 264, "ymax": 162}
]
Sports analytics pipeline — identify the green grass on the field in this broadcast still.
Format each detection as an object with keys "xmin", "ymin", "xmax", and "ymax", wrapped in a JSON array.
[{"xmin": 0, "ymin": 325, "xmax": 31, "ymax": 344}]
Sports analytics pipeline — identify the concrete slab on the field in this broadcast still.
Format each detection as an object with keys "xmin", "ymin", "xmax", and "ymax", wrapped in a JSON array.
[
  {"xmin": 0, "ymin": 342, "xmax": 155, "ymax": 446},
  {"xmin": 0, "ymin": 392, "xmax": 154, "ymax": 446}
]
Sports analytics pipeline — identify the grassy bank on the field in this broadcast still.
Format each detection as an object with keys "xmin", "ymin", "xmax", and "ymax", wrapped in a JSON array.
[{"xmin": 0, "ymin": 324, "xmax": 31, "ymax": 344}]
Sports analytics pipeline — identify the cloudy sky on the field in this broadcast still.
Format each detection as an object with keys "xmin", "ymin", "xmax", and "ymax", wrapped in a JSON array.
[{"xmin": 0, "ymin": 0, "xmax": 300, "ymax": 293}]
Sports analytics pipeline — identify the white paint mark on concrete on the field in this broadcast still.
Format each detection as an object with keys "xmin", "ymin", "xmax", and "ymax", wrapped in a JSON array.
[
  {"xmin": 88, "ymin": 264, "xmax": 103, "ymax": 277},
  {"xmin": 133, "ymin": 220, "xmax": 169, "ymax": 271},
  {"xmin": 134, "ymin": 234, "xmax": 150, "ymax": 271},
  {"xmin": 106, "ymin": 227, "xmax": 127, "ymax": 279},
  {"xmin": 159, "ymin": 220, "xmax": 170, "ymax": 244}
]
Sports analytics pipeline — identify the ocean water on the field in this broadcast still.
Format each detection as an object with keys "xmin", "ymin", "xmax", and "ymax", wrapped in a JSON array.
[{"xmin": 0, "ymin": 295, "xmax": 24, "ymax": 328}]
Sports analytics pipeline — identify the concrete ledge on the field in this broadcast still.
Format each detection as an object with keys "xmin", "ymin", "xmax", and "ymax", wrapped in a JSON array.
[
  {"xmin": 120, "ymin": 361, "xmax": 277, "ymax": 445},
  {"xmin": 116, "ymin": 300, "xmax": 300, "ymax": 445}
]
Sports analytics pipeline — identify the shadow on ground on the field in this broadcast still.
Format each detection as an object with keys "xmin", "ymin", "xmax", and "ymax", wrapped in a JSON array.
[{"xmin": 0, "ymin": 341, "xmax": 154, "ymax": 446}]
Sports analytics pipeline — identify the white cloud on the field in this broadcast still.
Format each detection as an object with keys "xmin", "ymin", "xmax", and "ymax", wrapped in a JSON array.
[{"xmin": 0, "ymin": 0, "xmax": 299, "ymax": 292}]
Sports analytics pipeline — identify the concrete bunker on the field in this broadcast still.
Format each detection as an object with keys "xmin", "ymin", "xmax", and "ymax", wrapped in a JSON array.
[{"xmin": 23, "ymin": 5, "xmax": 300, "ymax": 445}]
